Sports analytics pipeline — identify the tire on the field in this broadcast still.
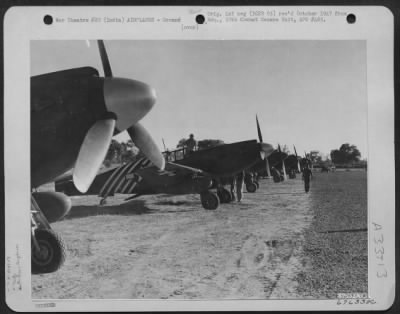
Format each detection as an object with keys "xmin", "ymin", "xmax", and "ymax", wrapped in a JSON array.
[
  {"xmin": 246, "ymin": 183, "xmax": 257, "ymax": 193},
  {"xmin": 200, "ymin": 192, "xmax": 220, "ymax": 210},
  {"xmin": 100, "ymin": 198, "xmax": 107, "ymax": 206},
  {"xmin": 32, "ymin": 229, "xmax": 66, "ymax": 274},
  {"xmin": 217, "ymin": 188, "xmax": 233, "ymax": 203}
]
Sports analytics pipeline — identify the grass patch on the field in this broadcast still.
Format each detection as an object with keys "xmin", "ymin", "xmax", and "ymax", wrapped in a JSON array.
[{"xmin": 296, "ymin": 171, "xmax": 368, "ymax": 298}]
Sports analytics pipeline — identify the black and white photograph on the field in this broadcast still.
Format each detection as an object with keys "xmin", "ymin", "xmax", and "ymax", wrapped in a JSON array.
[
  {"xmin": 4, "ymin": 6, "xmax": 395, "ymax": 311},
  {"xmin": 29, "ymin": 38, "xmax": 369, "ymax": 299}
]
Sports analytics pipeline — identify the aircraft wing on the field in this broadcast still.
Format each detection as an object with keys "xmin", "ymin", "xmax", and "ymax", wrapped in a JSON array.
[
  {"xmin": 122, "ymin": 162, "xmax": 212, "ymax": 201},
  {"xmin": 165, "ymin": 162, "xmax": 210, "ymax": 176},
  {"xmin": 55, "ymin": 158, "xmax": 212, "ymax": 201}
]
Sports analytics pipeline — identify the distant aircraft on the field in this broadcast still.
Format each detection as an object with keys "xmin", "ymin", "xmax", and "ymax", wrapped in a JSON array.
[
  {"xmin": 301, "ymin": 151, "xmax": 313, "ymax": 169},
  {"xmin": 284, "ymin": 146, "xmax": 302, "ymax": 178},
  {"xmin": 249, "ymin": 146, "xmax": 287, "ymax": 182},
  {"xmin": 31, "ymin": 40, "xmax": 164, "ymax": 274},
  {"xmin": 250, "ymin": 144, "xmax": 303, "ymax": 181},
  {"xmin": 56, "ymin": 117, "xmax": 274, "ymax": 210}
]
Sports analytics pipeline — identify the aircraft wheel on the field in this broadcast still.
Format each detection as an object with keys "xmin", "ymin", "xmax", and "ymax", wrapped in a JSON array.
[
  {"xmin": 100, "ymin": 198, "xmax": 107, "ymax": 206},
  {"xmin": 200, "ymin": 192, "xmax": 220, "ymax": 210},
  {"xmin": 217, "ymin": 188, "xmax": 232, "ymax": 203},
  {"xmin": 32, "ymin": 229, "xmax": 66, "ymax": 274},
  {"xmin": 246, "ymin": 183, "xmax": 257, "ymax": 193}
]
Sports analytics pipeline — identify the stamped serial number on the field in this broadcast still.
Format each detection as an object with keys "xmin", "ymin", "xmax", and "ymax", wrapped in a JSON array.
[{"xmin": 337, "ymin": 298, "xmax": 376, "ymax": 305}]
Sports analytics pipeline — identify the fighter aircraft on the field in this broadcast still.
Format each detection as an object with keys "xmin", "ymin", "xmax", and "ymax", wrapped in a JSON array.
[
  {"xmin": 249, "ymin": 144, "xmax": 287, "ymax": 183},
  {"xmin": 55, "ymin": 157, "xmax": 213, "ymax": 205},
  {"xmin": 55, "ymin": 117, "xmax": 274, "ymax": 210},
  {"xmin": 284, "ymin": 146, "xmax": 302, "ymax": 178},
  {"xmin": 250, "ymin": 143, "xmax": 306, "ymax": 182},
  {"xmin": 31, "ymin": 40, "xmax": 164, "ymax": 274}
]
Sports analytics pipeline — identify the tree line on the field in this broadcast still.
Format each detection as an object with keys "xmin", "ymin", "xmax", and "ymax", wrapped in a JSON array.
[{"xmin": 103, "ymin": 138, "xmax": 366, "ymax": 168}]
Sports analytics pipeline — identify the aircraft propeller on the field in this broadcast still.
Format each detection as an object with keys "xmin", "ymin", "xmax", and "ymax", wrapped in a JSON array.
[
  {"xmin": 256, "ymin": 114, "xmax": 263, "ymax": 143},
  {"xmin": 98, "ymin": 40, "xmax": 113, "ymax": 77},
  {"xmin": 294, "ymin": 145, "xmax": 301, "ymax": 172},
  {"xmin": 162, "ymin": 138, "xmax": 167, "ymax": 151},
  {"xmin": 255, "ymin": 115, "xmax": 274, "ymax": 172},
  {"xmin": 73, "ymin": 40, "xmax": 165, "ymax": 193},
  {"xmin": 127, "ymin": 124, "xmax": 165, "ymax": 169},
  {"xmin": 74, "ymin": 119, "xmax": 116, "ymax": 192},
  {"xmin": 278, "ymin": 144, "xmax": 287, "ymax": 180}
]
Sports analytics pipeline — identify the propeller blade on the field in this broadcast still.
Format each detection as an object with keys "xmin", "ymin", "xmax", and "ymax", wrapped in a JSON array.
[
  {"xmin": 293, "ymin": 145, "xmax": 300, "ymax": 172},
  {"xmin": 277, "ymin": 144, "xmax": 287, "ymax": 179},
  {"xmin": 97, "ymin": 40, "xmax": 113, "ymax": 77},
  {"xmin": 256, "ymin": 115, "xmax": 263, "ymax": 143},
  {"xmin": 127, "ymin": 123, "xmax": 165, "ymax": 170},
  {"xmin": 73, "ymin": 119, "xmax": 116, "ymax": 193},
  {"xmin": 266, "ymin": 157, "xmax": 271, "ymax": 177},
  {"xmin": 282, "ymin": 159, "xmax": 287, "ymax": 180}
]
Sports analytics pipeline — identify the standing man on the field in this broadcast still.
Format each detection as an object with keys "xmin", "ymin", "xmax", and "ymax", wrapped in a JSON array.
[
  {"xmin": 235, "ymin": 170, "xmax": 245, "ymax": 202},
  {"xmin": 230, "ymin": 176, "xmax": 236, "ymax": 202},
  {"xmin": 185, "ymin": 134, "xmax": 197, "ymax": 155},
  {"xmin": 302, "ymin": 164, "xmax": 312, "ymax": 193}
]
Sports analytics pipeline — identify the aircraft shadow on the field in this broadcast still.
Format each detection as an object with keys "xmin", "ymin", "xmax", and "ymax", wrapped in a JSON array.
[
  {"xmin": 152, "ymin": 199, "xmax": 203, "ymax": 214},
  {"xmin": 154, "ymin": 200, "xmax": 192, "ymax": 206},
  {"xmin": 64, "ymin": 199, "xmax": 155, "ymax": 220}
]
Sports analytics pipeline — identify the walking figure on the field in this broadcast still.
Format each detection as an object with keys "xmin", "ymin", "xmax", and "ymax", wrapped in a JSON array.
[
  {"xmin": 230, "ymin": 171, "xmax": 245, "ymax": 202},
  {"xmin": 302, "ymin": 165, "xmax": 312, "ymax": 193}
]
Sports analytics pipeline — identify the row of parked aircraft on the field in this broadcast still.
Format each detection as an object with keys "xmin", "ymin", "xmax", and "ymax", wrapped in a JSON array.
[
  {"xmin": 55, "ymin": 127, "xmax": 308, "ymax": 208},
  {"xmin": 30, "ymin": 40, "xmax": 310, "ymax": 275}
]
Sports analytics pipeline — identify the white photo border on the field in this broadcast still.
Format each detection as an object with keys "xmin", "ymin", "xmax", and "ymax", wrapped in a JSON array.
[{"xmin": 4, "ymin": 5, "xmax": 395, "ymax": 311}]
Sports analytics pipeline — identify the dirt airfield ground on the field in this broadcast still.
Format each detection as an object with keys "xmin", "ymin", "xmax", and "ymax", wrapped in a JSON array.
[{"xmin": 32, "ymin": 170, "xmax": 367, "ymax": 299}]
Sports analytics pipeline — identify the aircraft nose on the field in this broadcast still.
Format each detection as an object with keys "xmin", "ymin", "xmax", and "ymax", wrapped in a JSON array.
[
  {"xmin": 103, "ymin": 77, "xmax": 156, "ymax": 131},
  {"xmin": 260, "ymin": 143, "xmax": 274, "ymax": 159}
]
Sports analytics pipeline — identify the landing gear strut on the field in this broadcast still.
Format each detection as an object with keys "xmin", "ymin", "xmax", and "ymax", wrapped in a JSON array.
[
  {"xmin": 200, "ymin": 191, "xmax": 220, "ymax": 210},
  {"xmin": 31, "ymin": 196, "xmax": 66, "ymax": 274}
]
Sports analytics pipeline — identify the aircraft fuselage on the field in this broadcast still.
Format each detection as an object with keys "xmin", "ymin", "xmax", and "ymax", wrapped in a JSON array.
[{"xmin": 175, "ymin": 140, "xmax": 264, "ymax": 178}]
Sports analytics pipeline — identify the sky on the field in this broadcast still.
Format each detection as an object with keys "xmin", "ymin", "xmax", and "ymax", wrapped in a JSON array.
[{"xmin": 31, "ymin": 40, "xmax": 367, "ymax": 158}]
